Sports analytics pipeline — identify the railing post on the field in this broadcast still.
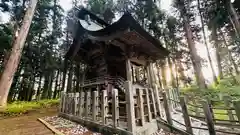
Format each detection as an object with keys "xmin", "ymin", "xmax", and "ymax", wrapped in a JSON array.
[
  {"xmin": 153, "ymin": 85, "xmax": 161, "ymax": 116},
  {"xmin": 173, "ymin": 89, "xmax": 179, "ymax": 108},
  {"xmin": 71, "ymin": 93, "xmax": 75, "ymax": 115},
  {"xmin": 112, "ymin": 89, "xmax": 119, "ymax": 127},
  {"xmin": 162, "ymin": 91, "xmax": 173, "ymax": 125},
  {"xmin": 150, "ymin": 88, "xmax": 157, "ymax": 118},
  {"xmin": 166, "ymin": 90, "xmax": 172, "ymax": 110},
  {"xmin": 85, "ymin": 90, "xmax": 91, "ymax": 118},
  {"xmin": 79, "ymin": 91, "xmax": 84, "ymax": 117},
  {"xmin": 223, "ymin": 96, "xmax": 234, "ymax": 122},
  {"xmin": 74, "ymin": 93, "xmax": 79, "ymax": 116},
  {"xmin": 60, "ymin": 91, "xmax": 65, "ymax": 113},
  {"xmin": 206, "ymin": 97, "xmax": 215, "ymax": 119},
  {"xmin": 233, "ymin": 100, "xmax": 240, "ymax": 123},
  {"xmin": 101, "ymin": 90, "xmax": 108, "ymax": 125},
  {"xmin": 179, "ymin": 96, "xmax": 193, "ymax": 134},
  {"xmin": 192, "ymin": 99, "xmax": 200, "ymax": 116},
  {"xmin": 92, "ymin": 91, "xmax": 98, "ymax": 121},
  {"xmin": 137, "ymin": 89, "xmax": 145, "ymax": 126},
  {"xmin": 145, "ymin": 88, "xmax": 152, "ymax": 122},
  {"xmin": 64, "ymin": 93, "xmax": 68, "ymax": 113},
  {"xmin": 125, "ymin": 81, "xmax": 136, "ymax": 133},
  {"xmin": 67, "ymin": 93, "xmax": 71, "ymax": 114},
  {"xmin": 202, "ymin": 100, "xmax": 216, "ymax": 135}
]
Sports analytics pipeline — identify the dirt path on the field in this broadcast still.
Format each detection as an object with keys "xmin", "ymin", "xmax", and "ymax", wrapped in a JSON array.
[{"xmin": 0, "ymin": 107, "xmax": 57, "ymax": 135}]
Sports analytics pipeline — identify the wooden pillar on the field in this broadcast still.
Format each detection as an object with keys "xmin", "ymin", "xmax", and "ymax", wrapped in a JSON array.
[
  {"xmin": 233, "ymin": 100, "xmax": 240, "ymax": 123},
  {"xmin": 147, "ymin": 62, "xmax": 156, "ymax": 88},
  {"xmin": 137, "ymin": 89, "xmax": 145, "ymax": 126},
  {"xmin": 145, "ymin": 89, "xmax": 152, "ymax": 122},
  {"xmin": 180, "ymin": 96, "xmax": 193, "ymax": 134},
  {"xmin": 125, "ymin": 81, "xmax": 136, "ymax": 132},
  {"xmin": 202, "ymin": 100, "xmax": 216, "ymax": 135},
  {"xmin": 126, "ymin": 59, "xmax": 133, "ymax": 82},
  {"xmin": 223, "ymin": 96, "xmax": 234, "ymax": 122},
  {"xmin": 112, "ymin": 89, "xmax": 119, "ymax": 127},
  {"xmin": 153, "ymin": 85, "xmax": 161, "ymax": 116},
  {"xmin": 131, "ymin": 65, "xmax": 135, "ymax": 82},
  {"xmin": 92, "ymin": 91, "xmax": 98, "ymax": 121},
  {"xmin": 101, "ymin": 90, "xmax": 108, "ymax": 125},
  {"xmin": 146, "ymin": 64, "xmax": 152, "ymax": 87}
]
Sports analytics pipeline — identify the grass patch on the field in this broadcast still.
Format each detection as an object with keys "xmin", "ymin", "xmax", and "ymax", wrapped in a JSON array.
[{"xmin": 0, "ymin": 99, "xmax": 59, "ymax": 116}]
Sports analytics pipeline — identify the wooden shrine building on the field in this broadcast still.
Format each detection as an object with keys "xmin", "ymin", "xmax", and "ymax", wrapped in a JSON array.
[{"xmin": 59, "ymin": 8, "xmax": 169, "ymax": 135}]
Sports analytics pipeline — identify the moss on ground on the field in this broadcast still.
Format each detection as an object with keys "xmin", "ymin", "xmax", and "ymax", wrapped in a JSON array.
[{"xmin": 0, "ymin": 99, "xmax": 59, "ymax": 116}]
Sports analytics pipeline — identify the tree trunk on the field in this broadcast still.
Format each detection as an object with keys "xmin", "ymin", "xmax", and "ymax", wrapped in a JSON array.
[
  {"xmin": 160, "ymin": 61, "xmax": 167, "ymax": 89},
  {"xmin": 156, "ymin": 65, "xmax": 163, "ymax": 89},
  {"xmin": 61, "ymin": 61, "xmax": 67, "ymax": 92},
  {"xmin": 18, "ymin": 76, "xmax": 26, "ymax": 101},
  {"xmin": 167, "ymin": 57, "xmax": 176, "ymax": 88},
  {"xmin": 179, "ymin": 0, "xmax": 206, "ymax": 89},
  {"xmin": 212, "ymin": 26, "xmax": 223, "ymax": 79},
  {"xmin": 27, "ymin": 76, "xmax": 35, "ymax": 101},
  {"xmin": 220, "ymin": 30, "xmax": 239, "ymax": 75},
  {"xmin": 8, "ymin": 65, "xmax": 23, "ymax": 102},
  {"xmin": 175, "ymin": 59, "xmax": 187, "ymax": 86},
  {"xmin": 53, "ymin": 70, "xmax": 60, "ymax": 99},
  {"xmin": 174, "ymin": 62, "xmax": 179, "ymax": 88},
  {"xmin": 36, "ymin": 75, "xmax": 42, "ymax": 100},
  {"xmin": 47, "ymin": 72, "xmax": 54, "ymax": 99},
  {"xmin": 67, "ymin": 64, "xmax": 73, "ymax": 93},
  {"xmin": 75, "ymin": 64, "xmax": 80, "ymax": 92},
  {"xmin": 0, "ymin": 0, "xmax": 38, "ymax": 106},
  {"xmin": 228, "ymin": 1, "xmax": 240, "ymax": 36},
  {"xmin": 57, "ymin": 72, "xmax": 62, "ymax": 97},
  {"xmin": 41, "ymin": 74, "xmax": 50, "ymax": 99},
  {"xmin": 197, "ymin": 0, "xmax": 218, "ymax": 84}
]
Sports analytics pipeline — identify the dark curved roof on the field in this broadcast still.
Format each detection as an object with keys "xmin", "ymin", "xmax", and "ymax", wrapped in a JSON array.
[{"xmin": 66, "ymin": 8, "xmax": 169, "ymax": 60}]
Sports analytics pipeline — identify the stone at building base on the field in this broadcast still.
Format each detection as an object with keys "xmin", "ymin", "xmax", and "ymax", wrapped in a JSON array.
[{"xmin": 59, "ymin": 112, "xmax": 133, "ymax": 135}]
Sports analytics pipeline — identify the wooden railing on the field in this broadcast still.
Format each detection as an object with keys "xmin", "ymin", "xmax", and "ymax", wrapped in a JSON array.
[
  {"xmin": 159, "ymin": 89, "xmax": 240, "ymax": 135},
  {"xmin": 59, "ymin": 82, "xmax": 162, "ymax": 135}
]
